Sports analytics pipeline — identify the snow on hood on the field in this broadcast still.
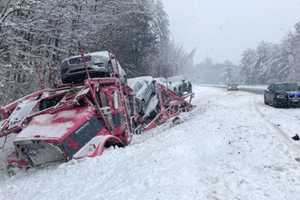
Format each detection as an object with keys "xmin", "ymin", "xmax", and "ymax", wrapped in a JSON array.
[
  {"xmin": 127, "ymin": 76, "xmax": 153, "ymax": 89},
  {"xmin": 15, "ymin": 106, "xmax": 96, "ymax": 141},
  {"xmin": 62, "ymin": 51, "xmax": 110, "ymax": 63}
]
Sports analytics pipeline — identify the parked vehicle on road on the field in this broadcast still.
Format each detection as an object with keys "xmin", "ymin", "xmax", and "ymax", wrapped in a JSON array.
[
  {"xmin": 264, "ymin": 83, "xmax": 300, "ymax": 108},
  {"xmin": 227, "ymin": 84, "xmax": 239, "ymax": 91}
]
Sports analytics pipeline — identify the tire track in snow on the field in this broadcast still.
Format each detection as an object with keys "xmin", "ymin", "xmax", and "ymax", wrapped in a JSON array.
[
  {"xmin": 252, "ymin": 98, "xmax": 300, "ymax": 161},
  {"xmin": 257, "ymin": 97, "xmax": 300, "ymax": 122}
]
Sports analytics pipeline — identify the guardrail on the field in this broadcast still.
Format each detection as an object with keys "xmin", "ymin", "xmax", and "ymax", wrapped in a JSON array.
[
  {"xmin": 238, "ymin": 86, "xmax": 266, "ymax": 95},
  {"xmin": 201, "ymin": 84, "xmax": 266, "ymax": 95}
]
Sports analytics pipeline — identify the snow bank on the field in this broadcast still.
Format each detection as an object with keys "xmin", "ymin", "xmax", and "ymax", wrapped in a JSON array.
[{"xmin": 0, "ymin": 87, "xmax": 299, "ymax": 200}]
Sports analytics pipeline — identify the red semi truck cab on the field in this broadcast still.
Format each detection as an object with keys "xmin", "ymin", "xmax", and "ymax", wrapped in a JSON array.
[{"xmin": 5, "ymin": 78, "xmax": 136, "ymax": 171}]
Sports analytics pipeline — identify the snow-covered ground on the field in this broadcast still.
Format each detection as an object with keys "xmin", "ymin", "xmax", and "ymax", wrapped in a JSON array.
[
  {"xmin": 254, "ymin": 95, "xmax": 300, "ymax": 153},
  {"xmin": 0, "ymin": 87, "xmax": 300, "ymax": 200}
]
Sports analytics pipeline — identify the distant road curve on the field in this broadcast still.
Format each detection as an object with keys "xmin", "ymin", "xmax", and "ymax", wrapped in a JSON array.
[{"xmin": 200, "ymin": 84, "xmax": 267, "ymax": 95}]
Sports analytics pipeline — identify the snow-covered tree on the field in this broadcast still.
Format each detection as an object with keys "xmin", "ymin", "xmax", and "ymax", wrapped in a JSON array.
[
  {"xmin": 0, "ymin": 0, "xmax": 182, "ymax": 104},
  {"xmin": 239, "ymin": 21, "xmax": 300, "ymax": 85}
]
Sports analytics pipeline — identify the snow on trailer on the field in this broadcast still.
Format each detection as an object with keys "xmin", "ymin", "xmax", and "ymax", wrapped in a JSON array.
[
  {"xmin": 128, "ymin": 76, "xmax": 194, "ymax": 131},
  {"xmin": 0, "ymin": 51, "xmax": 194, "ymax": 175}
]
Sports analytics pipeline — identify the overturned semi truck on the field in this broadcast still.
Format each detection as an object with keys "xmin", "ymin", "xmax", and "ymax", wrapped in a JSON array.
[{"xmin": 0, "ymin": 51, "xmax": 194, "ymax": 175}]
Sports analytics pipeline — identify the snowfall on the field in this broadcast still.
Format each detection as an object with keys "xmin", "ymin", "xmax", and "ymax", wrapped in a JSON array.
[{"xmin": 0, "ymin": 86, "xmax": 300, "ymax": 200}]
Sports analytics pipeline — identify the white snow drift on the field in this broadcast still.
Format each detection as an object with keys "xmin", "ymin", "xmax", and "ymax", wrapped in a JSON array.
[{"xmin": 0, "ymin": 87, "xmax": 300, "ymax": 200}]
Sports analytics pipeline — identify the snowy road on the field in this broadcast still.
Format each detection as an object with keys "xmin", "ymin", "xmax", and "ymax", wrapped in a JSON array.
[{"xmin": 1, "ymin": 87, "xmax": 300, "ymax": 200}]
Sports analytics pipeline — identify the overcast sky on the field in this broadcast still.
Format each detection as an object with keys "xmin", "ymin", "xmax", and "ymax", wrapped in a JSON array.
[{"xmin": 161, "ymin": 0, "xmax": 300, "ymax": 64}]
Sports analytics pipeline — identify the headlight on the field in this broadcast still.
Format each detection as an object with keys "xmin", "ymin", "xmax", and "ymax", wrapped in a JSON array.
[{"xmin": 276, "ymin": 94, "xmax": 286, "ymax": 99}]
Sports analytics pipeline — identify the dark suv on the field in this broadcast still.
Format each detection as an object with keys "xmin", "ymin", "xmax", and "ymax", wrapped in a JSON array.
[
  {"xmin": 60, "ymin": 51, "xmax": 126, "ymax": 84},
  {"xmin": 264, "ymin": 83, "xmax": 300, "ymax": 108}
]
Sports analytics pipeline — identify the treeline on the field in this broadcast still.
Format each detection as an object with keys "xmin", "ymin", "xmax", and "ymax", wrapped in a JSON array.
[
  {"xmin": 240, "ymin": 22, "xmax": 300, "ymax": 85},
  {"xmin": 189, "ymin": 58, "xmax": 238, "ymax": 84},
  {"xmin": 0, "ymin": 0, "xmax": 194, "ymax": 104}
]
